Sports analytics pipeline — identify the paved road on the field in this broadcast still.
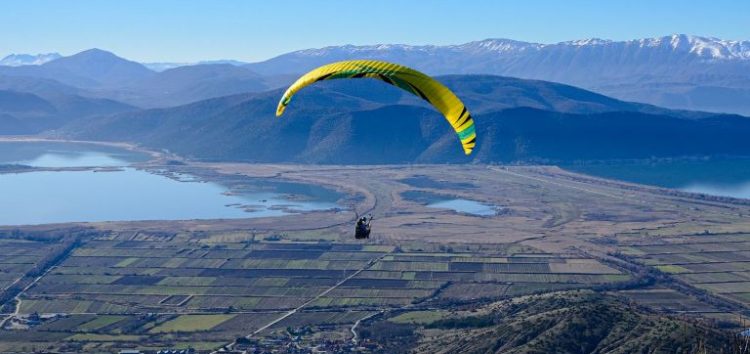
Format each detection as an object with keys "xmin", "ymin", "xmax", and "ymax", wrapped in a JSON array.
[
  {"xmin": 350, "ymin": 311, "xmax": 382, "ymax": 343},
  {"xmin": 0, "ymin": 265, "xmax": 58, "ymax": 328}
]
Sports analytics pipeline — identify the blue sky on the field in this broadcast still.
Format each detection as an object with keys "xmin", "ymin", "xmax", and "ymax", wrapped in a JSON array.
[{"xmin": 2, "ymin": 0, "xmax": 749, "ymax": 62}]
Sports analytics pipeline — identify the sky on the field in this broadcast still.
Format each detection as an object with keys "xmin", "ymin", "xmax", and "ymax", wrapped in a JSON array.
[{"xmin": 2, "ymin": 0, "xmax": 749, "ymax": 63}]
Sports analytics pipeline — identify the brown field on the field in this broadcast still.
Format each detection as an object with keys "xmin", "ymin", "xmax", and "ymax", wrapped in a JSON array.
[{"xmin": 2, "ymin": 158, "xmax": 750, "ymax": 352}]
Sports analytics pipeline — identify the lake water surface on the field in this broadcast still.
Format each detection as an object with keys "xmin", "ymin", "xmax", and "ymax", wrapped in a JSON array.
[
  {"xmin": 563, "ymin": 158, "xmax": 750, "ymax": 200},
  {"xmin": 0, "ymin": 142, "xmax": 341, "ymax": 225},
  {"xmin": 426, "ymin": 199, "xmax": 497, "ymax": 216},
  {"xmin": 401, "ymin": 190, "xmax": 498, "ymax": 216}
]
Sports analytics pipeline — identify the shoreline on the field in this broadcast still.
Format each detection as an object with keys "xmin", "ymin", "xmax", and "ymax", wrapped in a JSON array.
[
  {"xmin": 0, "ymin": 138, "xmax": 748, "ymax": 232},
  {"xmin": 0, "ymin": 136, "xmax": 169, "ymax": 162}
]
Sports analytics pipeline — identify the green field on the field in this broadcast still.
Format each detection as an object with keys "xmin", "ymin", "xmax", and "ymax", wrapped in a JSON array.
[
  {"xmin": 149, "ymin": 315, "xmax": 236, "ymax": 333},
  {"xmin": 77, "ymin": 316, "xmax": 127, "ymax": 332},
  {"xmin": 389, "ymin": 310, "xmax": 450, "ymax": 324}
]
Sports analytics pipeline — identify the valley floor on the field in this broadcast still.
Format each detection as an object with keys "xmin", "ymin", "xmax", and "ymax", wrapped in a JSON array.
[{"xmin": 1, "ymin": 152, "xmax": 750, "ymax": 352}]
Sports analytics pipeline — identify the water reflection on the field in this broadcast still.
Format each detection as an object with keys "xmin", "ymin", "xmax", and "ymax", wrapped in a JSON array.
[
  {"xmin": 426, "ymin": 199, "xmax": 497, "ymax": 216},
  {"xmin": 402, "ymin": 190, "xmax": 497, "ymax": 216},
  {"xmin": 0, "ymin": 142, "xmax": 340, "ymax": 225},
  {"xmin": 563, "ymin": 158, "xmax": 750, "ymax": 200},
  {"xmin": 0, "ymin": 141, "xmax": 149, "ymax": 167},
  {"xmin": 681, "ymin": 182, "xmax": 750, "ymax": 200}
]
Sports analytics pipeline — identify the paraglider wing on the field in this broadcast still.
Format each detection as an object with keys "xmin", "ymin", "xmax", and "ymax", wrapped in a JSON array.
[{"xmin": 275, "ymin": 60, "xmax": 476, "ymax": 155}]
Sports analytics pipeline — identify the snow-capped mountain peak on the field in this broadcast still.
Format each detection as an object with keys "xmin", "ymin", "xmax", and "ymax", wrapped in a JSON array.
[
  {"xmin": 459, "ymin": 38, "xmax": 542, "ymax": 53},
  {"xmin": 0, "ymin": 53, "xmax": 62, "ymax": 66},
  {"xmin": 627, "ymin": 34, "xmax": 750, "ymax": 59},
  {"xmin": 273, "ymin": 35, "xmax": 750, "ymax": 63},
  {"xmin": 559, "ymin": 38, "xmax": 612, "ymax": 46}
]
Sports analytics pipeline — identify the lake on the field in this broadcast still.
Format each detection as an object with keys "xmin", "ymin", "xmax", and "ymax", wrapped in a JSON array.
[
  {"xmin": 562, "ymin": 158, "xmax": 750, "ymax": 199},
  {"xmin": 401, "ymin": 190, "xmax": 498, "ymax": 216},
  {"xmin": 0, "ymin": 141, "xmax": 341, "ymax": 225}
]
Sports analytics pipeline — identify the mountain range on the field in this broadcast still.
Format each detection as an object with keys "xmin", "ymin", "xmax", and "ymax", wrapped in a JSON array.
[
  {"xmin": 1, "ymin": 35, "xmax": 750, "ymax": 164},
  {"xmin": 142, "ymin": 59, "xmax": 249, "ymax": 72},
  {"xmin": 55, "ymin": 75, "xmax": 750, "ymax": 164},
  {"xmin": 0, "ymin": 88, "xmax": 134, "ymax": 135},
  {"xmin": 0, "ymin": 53, "xmax": 61, "ymax": 66},
  {"xmin": 247, "ymin": 35, "xmax": 750, "ymax": 74},
  {"xmin": 245, "ymin": 34, "xmax": 750, "ymax": 115},
  {"xmin": 0, "ymin": 49, "xmax": 273, "ymax": 108},
  {"xmin": 2, "ymin": 34, "xmax": 750, "ymax": 114}
]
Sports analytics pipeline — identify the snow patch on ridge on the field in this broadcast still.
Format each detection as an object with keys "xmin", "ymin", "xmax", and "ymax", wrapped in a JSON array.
[{"xmin": 0, "ymin": 53, "xmax": 62, "ymax": 66}]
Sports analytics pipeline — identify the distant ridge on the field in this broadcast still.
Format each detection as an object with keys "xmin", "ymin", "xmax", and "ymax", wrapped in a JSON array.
[
  {"xmin": 0, "ymin": 48, "xmax": 154, "ymax": 89},
  {"xmin": 0, "ymin": 50, "xmax": 267, "ymax": 107},
  {"xmin": 2, "ymin": 34, "xmax": 750, "ymax": 113},
  {"xmin": 0, "ymin": 88, "xmax": 135, "ymax": 135},
  {"xmin": 143, "ymin": 59, "xmax": 249, "ymax": 72},
  {"xmin": 41, "ymin": 48, "xmax": 155, "ymax": 86},
  {"xmin": 56, "ymin": 75, "xmax": 750, "ymax": 164},
  {"xmin": 246, "ymin": 34, "xmax": 750, "ymax": 75},
  {"xmin": 0, "ymin": 53, "xmax": 61, "ymax": 66},
  {"xmin": 244, "ymin": 34, "xmax": 750, "ymax": 115}
]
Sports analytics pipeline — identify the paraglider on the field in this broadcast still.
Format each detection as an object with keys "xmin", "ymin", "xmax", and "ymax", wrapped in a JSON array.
[
  {"xmin": 275, "ymin": 60, "xmax": 477, "ymax": 155},
  {"xmin": 355, "ymin": 215, "xmax": 373, "ymax": 239}
]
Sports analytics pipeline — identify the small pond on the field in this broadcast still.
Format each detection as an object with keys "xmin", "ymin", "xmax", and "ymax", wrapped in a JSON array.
[{"xmin": 402, "ymin": 190, "xmax": 497, "ymax": 216}]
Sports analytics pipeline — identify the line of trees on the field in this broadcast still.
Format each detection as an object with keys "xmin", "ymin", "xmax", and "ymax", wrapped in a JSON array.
[{"xmin": 0, "ymin": 233, "xmax": 82, "ymax": 312}]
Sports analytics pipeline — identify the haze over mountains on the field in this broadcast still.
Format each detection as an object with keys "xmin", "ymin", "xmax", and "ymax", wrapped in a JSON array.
[
  {"xmin": 0, "ymin": 49, "xmax": 274, "ymax": 108},
  {"xmin": 0, "ymin": 53, "xmax": 61, "ymax": 66},
  {"xmin": 142, "ymin": 60, "xmax": 248, "ymax": 72},
  {"xmin": 58, "ymin": 76, "xmax": 750, "ymax": 164},
  {"xmin": 4, "ymin": 34, "xmax": 748, "ymax": 114},
  {"xmin": 244, "ymin": 34, "xmax": 750, "ymax": 115},
  {"xmin": 1, "ymin": 34, "xmax": 750, "ymax": 163}
]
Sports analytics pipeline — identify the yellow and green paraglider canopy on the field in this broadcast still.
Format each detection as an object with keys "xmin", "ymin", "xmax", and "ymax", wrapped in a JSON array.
[{"xmin": 275, "ymin": 60, "xmax": 476, "ymax": 155}]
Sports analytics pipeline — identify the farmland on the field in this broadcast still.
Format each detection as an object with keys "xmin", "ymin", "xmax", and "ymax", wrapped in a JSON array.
[
  {"xmin": 1, "ymin": 158, "xmax": 750, "ymax": 352},
  {"xmin": 0, "ymin": 238, "xmax": 64, "ymax": 293},
  {"xmin": 617, "ymin": 232, "xmax": 750, "ymax": 313},
  {"xmin": 0, "ymin": 228, "xmax": 627, "ymax": 352}
]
